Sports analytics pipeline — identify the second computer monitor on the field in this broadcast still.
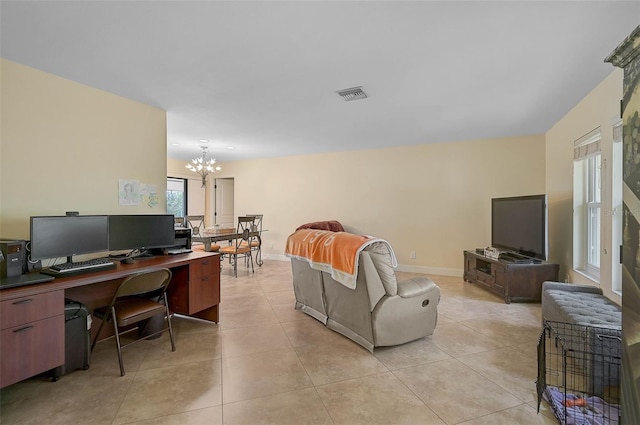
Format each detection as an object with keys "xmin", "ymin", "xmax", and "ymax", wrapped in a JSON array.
[{"xmin": 108, "ymin": 214, "xmax": 175, "ymax": 252}]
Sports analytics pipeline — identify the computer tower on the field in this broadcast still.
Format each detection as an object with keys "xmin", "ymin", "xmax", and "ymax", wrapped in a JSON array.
[{"xmin": 51, "ymin": 300, "xmax": 91, "ymax": 380}]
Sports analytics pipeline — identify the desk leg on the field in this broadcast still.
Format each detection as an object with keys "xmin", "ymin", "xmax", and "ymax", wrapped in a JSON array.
[{"xmin": 192, "ymin": 305, "xmax": 219, "ymax": 323}]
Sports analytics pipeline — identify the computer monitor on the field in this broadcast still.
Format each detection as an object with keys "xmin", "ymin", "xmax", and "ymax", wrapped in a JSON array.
[
  {"xmin": 108, "ymin": 214, "xmax": 176, "ymax": 254},
  {"xmin": 30, "ymin": 215, "xmax": 109, "ymax": 261}
]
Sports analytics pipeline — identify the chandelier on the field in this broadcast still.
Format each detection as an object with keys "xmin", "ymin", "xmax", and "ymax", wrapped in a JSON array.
[{"xmin": 185, "ymin": 146, "xmax": 221, "ymax": 187}]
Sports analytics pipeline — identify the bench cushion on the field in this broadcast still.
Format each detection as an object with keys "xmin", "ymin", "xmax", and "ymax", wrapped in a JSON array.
[{"xmin": 542, "ymin": 288, "xmax": 621, "ymax": 329}]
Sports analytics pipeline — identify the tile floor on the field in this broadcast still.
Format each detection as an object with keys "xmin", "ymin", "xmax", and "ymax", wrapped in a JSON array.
[{"xmin": 0, "ymin": 260, "xmax": 559, "ymax": 425}]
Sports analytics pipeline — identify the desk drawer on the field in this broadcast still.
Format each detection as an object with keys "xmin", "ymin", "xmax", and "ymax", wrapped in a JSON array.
[
  {"xmin": 0, "ymin": 314, "xmax": 64, "ymax": 388},
  {"xmin": 188, "ymin": 257, "xmax": 220, "ymax": 314},
  {"xmin": 1, "ymin": 291, "xmax": 64, "ymax": 329}
]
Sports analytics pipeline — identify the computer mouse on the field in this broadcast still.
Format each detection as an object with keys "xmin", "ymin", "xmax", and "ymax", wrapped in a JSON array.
[{"xmin": 120, "ymin": 257, "xmax": 134, "ymax": 265}]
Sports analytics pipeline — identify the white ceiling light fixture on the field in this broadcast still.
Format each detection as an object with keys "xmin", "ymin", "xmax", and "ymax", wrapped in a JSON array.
[
  {"xmin": 336, "ymin": 86, "xmax": 367, "ymax": 102},
  {"xmin": 185, "ymin": 145, "xmax": 222, "ymax": 187}
]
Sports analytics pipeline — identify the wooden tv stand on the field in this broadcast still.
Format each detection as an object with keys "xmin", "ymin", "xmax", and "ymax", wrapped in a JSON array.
[{"xmin": 463, "ymin": 250, "xmax": 559, "ymax": 303}]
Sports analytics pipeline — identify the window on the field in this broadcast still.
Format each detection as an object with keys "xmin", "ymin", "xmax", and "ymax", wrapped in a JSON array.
[
  {"xmin": 573, "ymin": 128, "xmax": 602, "ymax": 281},
  {"xmin": 586, "ymin": 154, "xmax": 602, "ymax": 271},
  {"xmin": 167, "ymin": 177, "xmax": 187, "ymax": 219}
]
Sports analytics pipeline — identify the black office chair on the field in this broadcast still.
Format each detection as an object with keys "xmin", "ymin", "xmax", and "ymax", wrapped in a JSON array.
[
  {"xmin": 219, "ymin": 216, "xmax": 255, "ymax": 277},
  {"xmin": 90, "ymin": 268, "xmax": 176, "ymax": 376}
]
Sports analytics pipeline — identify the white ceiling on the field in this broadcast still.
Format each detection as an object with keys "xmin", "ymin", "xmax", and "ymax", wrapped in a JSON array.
[{"xmin": 1, "ymin": 1, "xmax": 639, "ymax": 163}]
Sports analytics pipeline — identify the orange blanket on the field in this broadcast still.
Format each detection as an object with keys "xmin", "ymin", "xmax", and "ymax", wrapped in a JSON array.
[{"xmin": 285, "ymin": 229, "xmax": 396, "ymax": 289}]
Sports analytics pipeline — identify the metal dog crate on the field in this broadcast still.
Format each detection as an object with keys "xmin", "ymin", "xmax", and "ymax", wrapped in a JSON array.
[{"xmin": 537, "ymin": 320, "xmax": 622, "ymax": 425}]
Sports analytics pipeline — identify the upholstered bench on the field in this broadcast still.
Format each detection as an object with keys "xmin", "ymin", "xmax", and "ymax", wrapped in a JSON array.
[{"xmin": 541, "ymin": 281, "xmax": 621, "ymax": 329}]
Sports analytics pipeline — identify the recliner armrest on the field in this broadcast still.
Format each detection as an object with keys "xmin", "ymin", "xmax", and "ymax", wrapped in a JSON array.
[
  {"xmin": 542, "ymin": 281, "xmax": 603, "ymax": 295},
  {"xmin": 397, "ymin": 277, "xmax": 437, "ymax": 298}
]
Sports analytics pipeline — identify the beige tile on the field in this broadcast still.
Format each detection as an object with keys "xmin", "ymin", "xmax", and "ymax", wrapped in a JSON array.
[
  {"xmin": 89, "ymin": 335, "xmax": 152, "ymax": 376},
  {"xmin": 0, "ymin": 264, "xmax": 558, "ymax": 425},
  {"xmin": 457, "ymin": 403, "xmax": 558, "ymax": 425},
  {"xmin": 129, "ymin": 406, "xmax": 223, "ymax": 425},
  {"xmin": 393, "ymin": 358, "xmax": 522, "ymax": 424},
  {"xmin": 219, "ymin": 293, "xmax": 272, "ymax": 312},
  {"xmin": 139, "ymin": 330, "xmax": 221, "ymax": 371},
  {"xmin": 271, "ymin": 303, "xmax": 315, "ymax": 323},
  {"xmin": 220, "ymin": 281, "xmax": 264, "ymax": 297},
  {"xmin": 265, "ymin": 289, "xmax": 296, "ymax": 306},
  {"xmin": 437, "ymin": 297, "xmax": 509, "ymax": 321},
  {"xmin": 173, "ymin": 315, "xmax": 221, "ymax": 337},
  {"xmin": 295, "ymin": 339, "xmax": 388, "ymax": 386},
  {"xmin": 511, "ymin": 341, "xmax": 540, "ymax": 360},
  {"xmin": 222, "ymin": 348, "xmax": 312, "ymax": 403},
  {"xmin": 223, "ymin": 388, "xmax": 333, "ymax": 425},
  {"xmin": 373, "ymin": 337, "xmax": 452, "ymax": 370},
  {"xmin": 281, "ymin": 316, "xmax": 353, "ymax": 348},
  {"xmin": 0, "ymin": 372, "xmax": 132, "ymax": 425},
  {"xmin": 460, "ymin": 315, "xmax": 542, "ymax": 347},
  {"xmin": 316, "ymin": 372, "xmax": 445, "ymax": 425},
  {"xmin": 259, "ymin": 279, "xmax": 295, "ymax": 293},
  {"xmin": 221, "ymin": 323, "xmax": 291, "ymax": 357},
  {"xmin": 458, "ymin": 346, "xmax": 539, "ymax": 402},
  {"xmin": 112, "ymin": 360, "xmax": 222, "ymax": 424},
  {"xmin": 218, "ymin": 305, "xmax": 279, "ymax": 330},
  {"xmin": 431, "ymin": 323, "xmax": 506, "ymax": 357}
]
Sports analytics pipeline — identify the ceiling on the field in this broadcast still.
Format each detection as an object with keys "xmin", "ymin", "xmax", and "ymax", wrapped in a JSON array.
[{"xmin": 2, "ymin": 1, "xmax": 639, "ymax": 163}]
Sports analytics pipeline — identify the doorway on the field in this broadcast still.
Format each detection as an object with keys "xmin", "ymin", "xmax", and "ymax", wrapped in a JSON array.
[{"xmin": 212, "ymin": 178, "xmax": 234, "ymax": 228}]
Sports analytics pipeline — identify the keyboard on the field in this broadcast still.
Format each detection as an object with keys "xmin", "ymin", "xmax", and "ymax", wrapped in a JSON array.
[
  {"xmin": 44, "ymin": 257, "xmax": 116, "ymax": 276},
  {"xmin": 0, "ymin": 273, "xmax": 55, "ymax": 289},
  {"xmin": 167, "ymin": 248, "xmax": 192, "ymax": 255}
]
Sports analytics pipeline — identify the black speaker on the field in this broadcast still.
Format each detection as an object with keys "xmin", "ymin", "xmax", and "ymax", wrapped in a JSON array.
[
  {"xmin": 24, "ymin": 240, "xmax": 42, "ymax": 272},
  {"xmin": 1, "ymin": 239, "xmax": 26, "ymax": 278}
]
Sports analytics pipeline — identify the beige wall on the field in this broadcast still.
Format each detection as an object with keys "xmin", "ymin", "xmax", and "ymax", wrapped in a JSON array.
[
  {"xmin": 0, "ymin": 59, "xmax": 167, "ymax": 240},
  {"xmin": 170, "ymin": 135, "xmax": 546, "ymax": 275},
  {"xmin": 546, "ymin": 68, "xmax": 623, "ymax": 304},
  {"xmin": 15, "ymin": 57, "xmax": 621, "ymax": 280}
]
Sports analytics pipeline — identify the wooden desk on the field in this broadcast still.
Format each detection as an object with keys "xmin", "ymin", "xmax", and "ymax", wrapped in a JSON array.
[{"xmin": 0, "ymin": 251, "xmax": 220, "ymax": 388}]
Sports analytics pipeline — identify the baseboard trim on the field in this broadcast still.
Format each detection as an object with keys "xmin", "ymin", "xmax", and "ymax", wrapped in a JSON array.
[
  {"xmin": 263, "ymin": 254, "xmax": 463, "ymax": 277},
  {"xmin": 394, "ymin": 264, "xmax": 463, "ymax": 277}
]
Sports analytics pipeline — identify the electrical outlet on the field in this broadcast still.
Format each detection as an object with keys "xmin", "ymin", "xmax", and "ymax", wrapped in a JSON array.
[{"xmin": 410, "ymin": 251, "xmax": 416, "ymax": 259}]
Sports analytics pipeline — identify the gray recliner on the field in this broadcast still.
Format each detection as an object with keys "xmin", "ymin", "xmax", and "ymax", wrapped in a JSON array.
[{"xmin": 291, "ymin": 241, "xmax": 440, "ymax": 352}]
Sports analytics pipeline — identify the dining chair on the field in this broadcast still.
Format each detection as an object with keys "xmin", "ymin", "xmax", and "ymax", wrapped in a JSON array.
[
  {"xmin": 219, "ymin": 216, "xmax": 255, "ymax": 277},
  {"xmin": 242, "ymin": 214, "xmax": 263, "ymax": 266},
  {"xmin": 90, "ymin": 268, "xmax": 176, "ymax": 376},
  {"xmin": 187, "ymin": 215, "xmax": 205, "ymax": 236}
]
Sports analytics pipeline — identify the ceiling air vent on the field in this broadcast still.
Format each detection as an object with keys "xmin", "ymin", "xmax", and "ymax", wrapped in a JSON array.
[{"xmin": 336, "ymin": 86, "xmax": 367, "ymax": 102}]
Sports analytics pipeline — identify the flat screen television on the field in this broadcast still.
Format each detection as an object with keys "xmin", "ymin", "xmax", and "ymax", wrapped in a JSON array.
[
  {"xmin": 108, "ymin": 214, "xmax": 175, "ymax": 254},
  {"xmin": 30, "ymin": 215, "xmax": 109, "ymax": 261},
  {"xmin": 491, "ymin": 194, "xmax": 548, "ymax": 260}
]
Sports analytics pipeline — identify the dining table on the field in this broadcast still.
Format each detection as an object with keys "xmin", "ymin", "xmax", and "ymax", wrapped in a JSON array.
[{"xmin": 192, "ymin": 227, "xmax": 264, "ymax": 265}]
